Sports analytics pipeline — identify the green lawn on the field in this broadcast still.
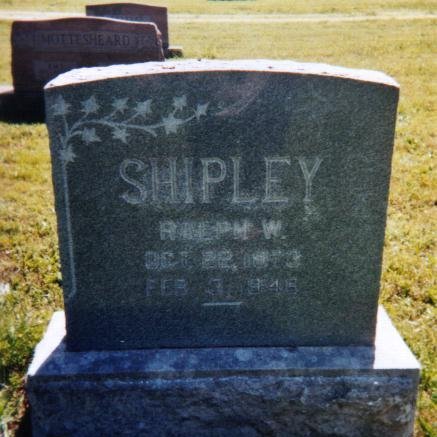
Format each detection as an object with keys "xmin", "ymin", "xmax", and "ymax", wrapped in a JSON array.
[
  {"xmin": 0, "ymin": 7, "xmax": 436, "ymax": 437},
  {"xmin": 0, "ymin": 0, "xmax": 435, "ymax": 14}
]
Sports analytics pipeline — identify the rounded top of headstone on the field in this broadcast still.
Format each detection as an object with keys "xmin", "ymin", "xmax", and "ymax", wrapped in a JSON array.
[
  {"xmin": 12, "ymin": 16, "xmax": 161, "ymax": 27},
  {"xmin": 45, "ymin": 59, "xmax": 399, "ymax": 89}
]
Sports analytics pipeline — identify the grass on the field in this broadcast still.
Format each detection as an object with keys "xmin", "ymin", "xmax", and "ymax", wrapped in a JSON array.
[
  {"xmin": 0, "ymin": 121, "xmax": 63, "ymax": 435},
  {"xmin": 0, "ymin": 0, "xmax": 435, "ymax": 14},
  {"xmin": 0, "ymin": 20, "xmax": 10, "ymax": 84},
  {"xmin": 0, "ymin": 5, "xmax": 436, "ymax": 436}
]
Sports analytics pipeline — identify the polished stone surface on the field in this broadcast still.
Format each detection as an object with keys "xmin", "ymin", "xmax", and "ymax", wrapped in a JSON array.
[
  {"xmin": 45, "ymin": 60, "xmax": 399, "ymax": 350},
  {"xmin": 11, "ymin": 17, "xmax": 164, "ymax": 93},
  {"xmin": 27, "ymin": 307, "xmax": 420, "ymax": 437}
]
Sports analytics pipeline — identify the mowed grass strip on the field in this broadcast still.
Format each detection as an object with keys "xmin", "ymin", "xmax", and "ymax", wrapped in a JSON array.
[
  {"xmin": 0, "ymin": 0, "xmax": 435, "ymax": 14},
  {"xmin": 0, "ymin": 21, "xmax": 11, "ymax": 84},
  {"xmin": 0, "ymin": 16, "xmax": 436, "ymax": 436}
]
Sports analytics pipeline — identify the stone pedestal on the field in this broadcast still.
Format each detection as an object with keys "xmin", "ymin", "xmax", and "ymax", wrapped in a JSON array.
[
  {"xmin": 27, "ymin": 306, "xmax": 419, "ymax": 437},
  {"xmin": 165, "ymin": 45, "xmax": 184, "ymax": 58},
  {"xmin": 0, "ymin": 86, "xmax": 45, "ymax": 123}
]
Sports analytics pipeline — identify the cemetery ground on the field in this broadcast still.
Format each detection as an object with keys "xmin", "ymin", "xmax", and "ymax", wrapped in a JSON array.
[
  {"xmin": 0, "ymin": 4, "xmax": 435, "ymax": 437},
  {"xmin": 0, "ymin": 0, "xmax": 435, "ymax": 14}
]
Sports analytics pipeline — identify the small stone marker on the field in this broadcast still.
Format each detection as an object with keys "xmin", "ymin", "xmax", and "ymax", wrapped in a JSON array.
[
  {"xmin": 86, "ymin": 3, "xmax": 169, "ymax": 50},
  {"xmin": 11, "ymin": 17, "xmax": 164, "ymax": 94},
  {"xmin": 45, "ymin": 60, "xmax": 399, "ymax": 351}
]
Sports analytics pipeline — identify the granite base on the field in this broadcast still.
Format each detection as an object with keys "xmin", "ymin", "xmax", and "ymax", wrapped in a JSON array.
[
  {"xmin": 0, "ymin": 85, "xmax": 45, "ymax": 123},
  {"xmin": 165, "ymin": 45, "xmax": 184, "ymax": 58},
  {"xmin": 27, "ymin": 307, "xmax": 419, "ymax": 437}
]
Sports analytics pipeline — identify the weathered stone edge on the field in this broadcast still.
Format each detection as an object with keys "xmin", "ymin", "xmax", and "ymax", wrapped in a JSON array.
[{"xmin": 45, "ymin": 59, "xmax": 399, "ymax": 90}]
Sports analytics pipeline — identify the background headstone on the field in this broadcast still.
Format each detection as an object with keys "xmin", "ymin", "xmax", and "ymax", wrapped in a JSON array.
[
  {"xmin": 86, "ymin": 3, "xmax": 169, "ymax": 50},
  {"xmin": 11, "ymin": 17, "xmax": 164, "ymax": 94},
  {"xmin": 45, "ymin": 60, "xmax": 399, "ymax": 352}
]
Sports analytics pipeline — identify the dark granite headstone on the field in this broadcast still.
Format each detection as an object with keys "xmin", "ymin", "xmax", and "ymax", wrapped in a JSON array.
[
  {"xmin": 86, "ymin": 3, "xmax": 169, "ymax": 50},
  {"xmin": 11, "ymin": 17, "xmax": 164, "ymax": 95},
  {"xmin": 31, "ymin": 60, "xmax": 419, "ymax": 436},
  {"xmin": 45, "ymin": 60, "xmax": 399, "ymax": 351}
]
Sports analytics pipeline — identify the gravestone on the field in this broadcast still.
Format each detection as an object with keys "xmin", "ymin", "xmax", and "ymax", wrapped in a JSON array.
[
  {"xmin": 86, "ymin": 3, "xmax": 183, "ymax": 57},
  {"xmin": 86, "ymin": 3, "xmax": 169, "ymax": 50},
  {"xmin": 27, "ymin": 60, "xmax": 420, "ymax": 436},
  {"xmin": 7, "ymin": 17, "xmax": 164, "ymax": 121},
  {"xmin": 45, "ymin": 60, "xmax": 398, "ymax": 351},
  {"xmin": 11, "ymin": 17, "xmax": 164, "ymax": 94}
]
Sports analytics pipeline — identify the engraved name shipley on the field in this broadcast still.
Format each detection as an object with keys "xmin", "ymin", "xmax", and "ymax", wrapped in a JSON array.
[{"xmin": 120, "ymin": 156, "xmax": 323, "ymax": 206}]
